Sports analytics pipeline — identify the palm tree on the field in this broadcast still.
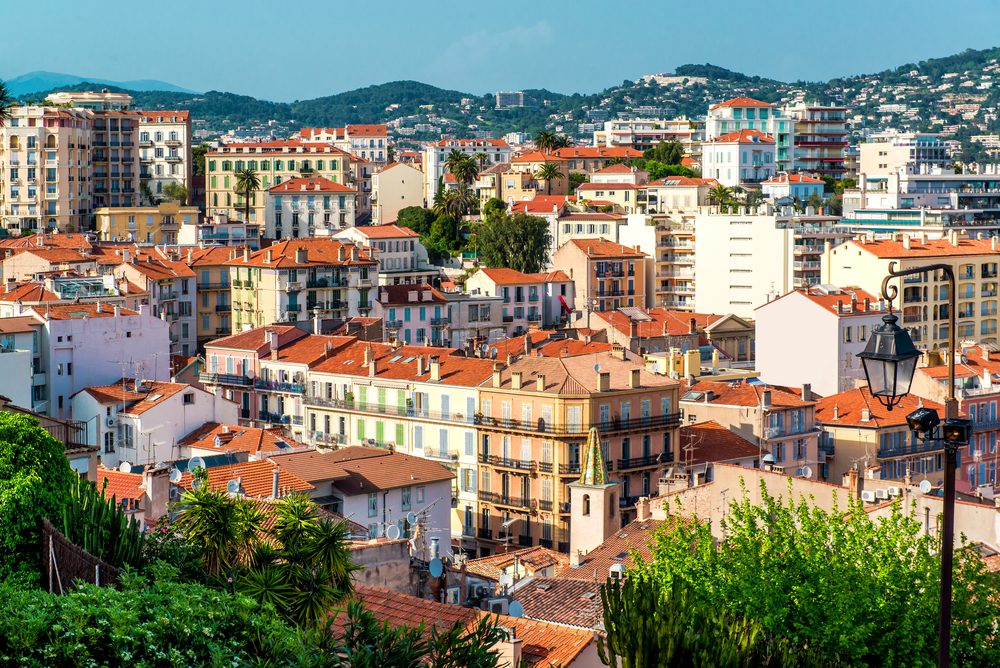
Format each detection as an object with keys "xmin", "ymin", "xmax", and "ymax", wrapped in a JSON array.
[
  {"xmin": 475, "ymin": 152, "xmax": 489, "ymax": 171},
  {"xmin": 444, "ymin": 149, "xmax": 467, "ymax": 175},
  {"xmin": 708, "ymin": 184, "xmax": 733, "ymax": 208},
  {"xmin": 234, "ymin": 167, "xmax": 261, "ymax": 222},
  {"xmin": 552, "ymin": 133, "xmax": 572, "ymax": 150},
  {"xmin": 173, "ymin": 482, "xmax": 265, "ymax": 576},
  {"xmin": 0, "ymin": 80, "xmax": 13, "ymax": 127},
  {"xmin": 450, "ymin": 156, "xmax": 479, "ymax": 185},
  {"xmin": 534, "ymin": 130, "xmax": 557, "ymax": 153},
  {"xmin": 440, "ymin": 184, "xmax": 477, "ymax": 218},
  {"xmin": 535, "ymin": 162, "xmax": 565, "ymax": 195},
  {"xmin": 746, "ymin": 189, "xmax": 765, "ymax": 209}
]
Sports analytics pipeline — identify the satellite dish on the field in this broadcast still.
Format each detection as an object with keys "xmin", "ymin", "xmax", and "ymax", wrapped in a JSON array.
[
  {"xmin": 169, "ymin": 467, "xmax": 182, "ymax": 483},
  {"xmin": 508, "ymin": 601, "xmax": 524, "ymax": 618},
  {"xmin": 191, "ymin": 477, "xmax": 204, "ymax": 491},
  {"xmin": 429, "ymin": 557, "xmax": 444, "ymax": 578},
  {"xmin": 594, "ymin": 363, "xmax": 601, "ymax": 372},
  {"xmin": 226, "ymin": 479, "xmax": 242, "ymax": 495},
  {"xmin": 118, "ymin": 461, "xmax": 132, "ymax": 473},
  {"xmin": 761, "ymin": 453, "xmax": 775, "ymax": 465},
  {"xmin": 406, "ymin": 511, "xmax": 418, "ymax": 525},
  {"xmin": 499, "ymin": 573, "xmax": 514, "ymax": 589},
  {"xmin": 800, "ymin": 466, "xmax": 813, "ymax": 479},
  {"xmin": 385, "ymin": 525, "xmax": 401, "ymax": 541},
  {"xmin": 919, "ymin": 479, "xmax": 933, "ymax": 494},
  {"xmin": 188, "ymin": 456, "xmax": 207, "ymax": 472}
]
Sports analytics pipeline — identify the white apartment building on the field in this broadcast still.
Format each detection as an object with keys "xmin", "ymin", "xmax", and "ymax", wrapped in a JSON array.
[
  {"xmin": 139, "ymin": 111, "xmax": 192, "ymax": 201},
  {"xmin": 372, "ymin": 162, "xmax": 425, "ymax": 224},
  {"xmin": 783, "ymin": 103, "xmax": 847, "ymax": 179},
  {"xmin": 465, "ymin": 268, "xmax": 575, "ymax": 334},
  {"xmin": 701, "ymin": 129, "xmax": 776, "ymax": 187},
  {"xmin": 858, "ymin": 131, "xmax": 951, "ymax": 177},
  {"xmin": 265, "ymin": 177, "xmax": 357, "ymax": 238},
  {"xmin": 706, "ymin": 97, "xmax": 794, "ymax": 172},
  {"xmin": 334, "ymin": 224, "xmax": 439, "ymax": 285},
  {"xmin": 372, "ymin": 284, "xmax": 505, "ymax": 350},
  {"xmin": 115, "ymin": 256, "xmax": 198, "ymax": 357},
  {"xmin": 593, "ymin": 117, "xmax": 705, "ymax": 154},
  {"xmin": 301, "ymin": 125, "xmax": 390, "ymax": 164},
  {"xmin": 422, "ymin": 139, "xmax": 511, "ymax": 202},
  {"xmin": 755, "ymin": 286, "xmax": 888, "ymax": 397}
]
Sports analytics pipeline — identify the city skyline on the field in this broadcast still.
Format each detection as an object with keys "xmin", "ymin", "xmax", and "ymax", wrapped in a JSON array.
[{"xmin": 5, "ymin": 0, "xmax": 1000, "ymax": 101}]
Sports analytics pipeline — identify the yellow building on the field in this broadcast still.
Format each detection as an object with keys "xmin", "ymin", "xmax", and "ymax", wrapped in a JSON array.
[
  {"xmin": 189, "ymin": 245, "xmax": 247, "ymax": 346},
  {"xmin": 205, "ymin": 141, "xmax": 354, "ymax": 224},
  {"xmin": 823, "ymin": 232, "xmax": 1000, "ymax": 349},
  {"xmin": 96, "ymin": 202, "xmax": 198, "ymax": 244},
  {"xmin": 227, "ymin": 238, "xmax": 378, "ymax": 333}
]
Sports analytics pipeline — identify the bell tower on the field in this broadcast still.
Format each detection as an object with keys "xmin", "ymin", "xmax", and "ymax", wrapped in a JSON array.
[{"xmin": 569, "ymin": 427, "xmax": 621, "ymax": 560}]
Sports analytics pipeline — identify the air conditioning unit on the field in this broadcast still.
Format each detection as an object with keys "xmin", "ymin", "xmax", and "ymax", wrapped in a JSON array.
[
  {"xmin": 168, "ymin": 486, "xmax": 180, "ymax": 502},
  {"xmin": 875, "ymin": 488, "xmax": 889, "ymax": 500},
  {"xmin": 367, "ymin": 438, "xmax": 376, "ymax": 446},
  {"xmin": 446, "ymin": 587, "xmax": 461, "ymax": 605},
  {"xmin": 861, "ymin": 490, "xmax": 877, "ymax": 503},
  {"xmin": 887, "ymin": 486, "xmax": 902, "ymax": 497},
  {"xmin": 105, "ymin": 416, "xmax": 117, "ymax": 428},
  {"xmin": 475, "ymin": 584, "xmax": 493, "ymax": 599},
  {"xmin": 486, "ymin": 598, "xmax": 509, "ymax": 615}
]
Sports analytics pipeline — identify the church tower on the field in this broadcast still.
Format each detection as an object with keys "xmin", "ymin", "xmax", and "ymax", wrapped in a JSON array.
[{"xmin": 569, "ymin": 427, "xmax": 621, "ymax": 559}]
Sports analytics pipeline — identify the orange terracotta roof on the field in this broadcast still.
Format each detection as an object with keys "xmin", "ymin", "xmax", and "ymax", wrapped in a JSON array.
[
  {"xmin": 816, "ymin": 387, "xmax": 947, "ymax": 429},
  {"xmin": 684, "ymin": 380, "xmax": 813, "ymax": 408},
  {"xmin": 761, "ymin": 287, "xmax": 882, "ymax": 318},
  {"xmin": 487, "ymin": 331, "xmax": 558, "ymax": 360},
  {"xmin": 312, "ymin": 341, "xmax": 493, "ymax": 387},
  {"xmin": 139, "ymin": 110, "xmax": 189, "ymax": 122},
  {"xmin": 0, "ymin": 283, "xmax": 60, "ymax": 302},
  {"xmin": 272, "ymin": 446, "xmax": 454, "ymax": 492},
  {"xmin": 351, "ymin": 224, "xmax": 420, "ymax": 239},
  {"xmin": 475, "ymin": 268, "xmax": 571, "ymax": 285},
  {"xmin": 511, "ymin": 150, "xmax": 568, "ymax": 163},
  {"xmin": 269, "ymin": 176, "xmax": 356, "ymax": 194},
  {"xmin": 709, "ymin": 96, "xmax": 772, "ymax": 110},
  {"xmin": 561, "ymin": 518, "xmax": 673, "ymax": 579},
  {"xmin": 514, "ymin": 577, "xmax": 604, "ymax": 630},
  {"xmin": 346, "ymin": 124, "xmax": 388, "ymax": 136},
  {"xmin": 206, "ymin": 325, "xmax": 307, "ymax": 353},
  {"xmin": 465, "ymin": 547, "xmax": 570, "ymax": 581},
  {"xmin": 680, "ymin": 156, "xmax": 698, "ymax": 167},
  {"xmin": 537, "ymin": 338, "xmax": 613, "ymax": 357},
  {"xmin": 509, "ymin": 195, "xmax": 575, "ymax": 214},
  {"xmin": 432, "ymin": 138, "xmax": 509, "ymax": 147},
  {"xmin": 0, "ymin": 233, "xmax": 92, "ymax": 251},
  {"xmin": 710, "ymin": 129, "xmax": 775, "ymax": 144},
  {"xmin": 332, "ymin": 587, "xmax": 594, "ymax": 667},
  {"xmin": 178, "ymin": 459, "xmax": 314, "ymax": 498},
  {"xmin": 29, "ymin": 303, "xmax": 139, "ymax": 320},
  {"xmin": 553, "ymin": 146, "xmax": 642, "ymax": 159},
  {"xmin": 595, "ymin": 308, "xmax": 722, "ymax": 338},
  {"xmin": 678, "ymin": 421, "xmax": 761, "ymax": 465},
  {"xmin": 763, "ymin": 173, "xmax": 825, "ymax": 184},
  {"xmin": 0, "ymin": 315, "xmax": 42, "ymax": 333},
  {"xmin": 377, "ymin": 283, "xmax": 448, "ymax": 304},
  {"xmin": 97, "ymin": 467, "xmax": 143, "ymax": 502},
  {"xmin": 649, "ymin": 176, "xmax": 718, "ymax": 187},
  {"xmin": 210, "ymin": 140, "xmax": 350, "ymax": 155},
  {"xmin": 576, "ymin": 182, "xmax": 640, "ymax": 191},
  {"xmin": 488, "ymin": 352, "xmax": 677, "ymax": 394},
  {"xmin": 17, "ymin": 248, "xmax": 94, "ymax": 263},
  {"xmin": 181, "ymin": 423, "xmax": 311, "ymax": 457},
  {"xmin": 230, "ymin": 238, "xmax": 376, "ymax": 269},
  {"xmin": 120, "ymin": 257, "xmax": 196, "ymax": 280},
  {"xmin": 847, "ymin": 237, "xmax": 998, "ymax": 259},
  {"xmin": 300, "ymin": 127, "xmax": 345, "ymax": 140},
  {"xmin": 566, "ymin": 237, "xmax": 646, "ymax": 258},
  {"xmin": 593, "ymin": 163, "xmax": 637, "ymax": 174},
  {"xmin": 264, "ymin": 334, "xmax": 355, "ymax": 364},
  {"xmin": 79, "ymin": 379, "xmax": 190, "ymax": 415}
]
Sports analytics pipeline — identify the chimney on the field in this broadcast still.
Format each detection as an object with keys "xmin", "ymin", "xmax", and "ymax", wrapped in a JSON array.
[
  {"xmin": 902, "ymin": 236, "xmax": 911, "ymax": 250},
  {"xmin": 801, "ymin": 383, "xmax": 811, "ymax": 402},
  {"xmin": 761, "ymin": 390, "xmax": 772, "ymax": 408},
  {"xmin": 847, "ymin": 465, "xmax": 862, "ymax": 501},
  {"xmin": 96, "ymin": 301, "xmax": 102, "ymax": 313},
  {"xmin": 629, "ymin": 318, "xmax": 638, "ymax": 339},
  {"xmin": 264, "ymin": 249, "xmax": 273, "ymax": 264},
  {"xmin": 511, "ymin": 371, "xmax": 523, "ymax": 391},
  {"xmin": 369, "ymin": 357, "xmax": 378, "ymax": 377},
  {"xmin": 313, "ymin": 311, "xmax": 321, "ymax": 335},
  {"xmin": 636, "ymin": 496, "xmax": 651, "ymax": 521},
  {"xmin": 243, "ymin": 247, "xmax": 250, "ymax": 262},
  {"xmin": 295, "ymin": 247, "xmax": 307, "ymax": 264},
  {"xmin": 837, "ymin": 300, "xmax": 843, "ymax": 314},
  {"xmin": 338, "ymin": 246, "xmax": 346, "ymax": 261},
  {"xmin": 569, "ymin": 550, "xmax": 582, "ymax": 568},
  {"xmin": 141, "ymin": 465, "xmax": 171, "ymax": 525},
  {"xmin": 350, "ymin": 246, "xmax": 359, "ymax": 261},
  {"xmin": 268, "ymin": 329, "xmax": 279, "ymax": 359},
  {"xmin": 689, "ymin": 317, "xmax": 697, "ymax": 335},
  {"xmin": 272, "ymin": 469, "xmax": 280, "ymax": 499},
  {"xmin": 492, "ymin": 363, "xmax": 503, "ymax": 388},
  {"xmin": 864, "ymin": 297, "xmax": 871, "ymax": 311},
  {"xmin": 833, "ymin": 404, "xmax": 840, "ymax": 420},
  {"xmin": 536, "ymin": 374, "xmax": 546, "ymax": 391},
  {"xmin": 430, "ymin": 359, "xmax": 441, "ymax": 382},
  {"xmin": 850, "ymin": 295, "xmax": 857, "ymax": 312},
  {"xmin": 523, "ymin": 335, "xmax": 532, "ymax": 356},
  {"xmin": 597, "ymin": 371, "xmax": 611, "ymax": 392},
  {"xmin": 113, "ymin": 305, "xmax": 120, "ymax": 317},
  {"xmin": 993, "ymin": 236, "xmax": 999, "ymax": 251},
  {"xmin": 861, "ymin": 407, "xmax": 871, "ymax": 422},
  {"xmin": 630, "ymin": 368, "xmax": 641, "ymax": 388}
]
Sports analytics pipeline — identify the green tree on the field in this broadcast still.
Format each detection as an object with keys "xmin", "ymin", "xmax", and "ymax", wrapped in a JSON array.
[
  {"xmin": 234, "ymin": 167, "xmax": 261, "ymax": 222},
  {"xmin": 173, "ymin": 477, "xmax": 265, "ymax": 577},
  {"xmin": 569, "ymin": 172, "xmax": 589, "ymax": 192},
  {"xmin": 396, "ymin": 206, "xmax": 436, "ymax": 236},
  {"xmin": 162, "ymin": 182, "xmax": 188, "ymax": 204},
  {"xmin": 0, "ymin": 412, "xmax": 77, "ymax": 586},
  {"xmin": 192, "ymin": 142, "xmax": 210, "ymax": 177},
  {"xmin": 0, "ymin": 79, "xmax": 14, "ymax": 126},
  {"xmin": 644, "ymin": 141, "xmax": 685, "ymax": 165},
  {"xmin": 534, "ymin": 130, "xmax": 557, "ymax": 152},
  {"xmin": 450, "ymin": 157, "xmax": 479, "ymax": 185},
  {"xmin": 642, "ymin": 481, "xmax": 1000, "ymax": 666},
  {"xmin": 477, "ymin": 212, "xmax": 551, "ymax": 273},
  {"xmin": 708, "ymin": 184, "xmax": 733, "ymax": 207},
  {"xmin": 139, "ymin": 180, "xmax": 159, "ymax": 207},
  {"xmin": 807, "ymin": 191, "xmax": 825, "ymax": 210},
  {"xmin": 59, "ymin": 475, "xmax": 144, "ymax": 570},
  {"xmin": 444, "ymin": 149, "xmax": 467, "ymax": 175},
  {"xmin": 535, "ymin": 161, "xmax": 565, "ymax": 195},
  {"xmin": 481, "ymin": 197, "xmax": 507, "ymax": 224},
  {"xmin": 437, "ymin": 185, "xmax": 477, "ymax": 219}
]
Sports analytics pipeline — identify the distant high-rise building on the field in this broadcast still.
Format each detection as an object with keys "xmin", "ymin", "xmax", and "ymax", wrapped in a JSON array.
[
  {"xmin": 783, "ymin": 103, "xmax": 848, "ymax": 179},
  {"xmin": 494, "ymin": 91, "xmax": 525, "ymax": 109}
]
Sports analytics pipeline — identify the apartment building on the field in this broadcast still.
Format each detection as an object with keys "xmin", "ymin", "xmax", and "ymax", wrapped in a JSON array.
[
  {"xmin": 823, "ymin": 233, "xmax": 1000, "ymax": 349},
  {"xmin": 761, "ymin": 173, "xmax": 825, "ymax": 202},
  {"xmin": 90, "ymin": 111, "xmax": 141, "ymax": 211},
  {"xmin": 507, "ymin": 151, "xmax": 570, "ymax": 196},
  {"xmin": 264, "ymin": 177, "xmax": 357, "ymax": 238},
  {"xmin": 783, "ymin": 103, "xmax": 847, "ymax": 178},
  {"xmin": 0, "ymin": 106, "xmax": 93, "ymax": 234},
  {"xmin": 205, "ymin": 141, "xmax": 353, "ymax": 222},
  {"xmin": 114, "ymin": 254, "xmax": 197, "ymax": 356},
  {"xmin": 465, "ymin": 268, "xmax": 574, "ymax": 333},
  {"xmin": 138, "ymin": 111, "xmax": 192, "ymax": 200},
  {"xmin": 593, "ymin": 117, "xmax": 705, "ymax": 155},
  {"xmin": 46, "ymin": 91, "xmax": 132, "ymax": 111},
  {"xmin": 423, "ymin": 139, "xmax": 512, "ymax": 202},
  {"xmin": 550, "ymin": 212, "xmax": 626, "ymax": 253},
  {"xmin": 594, "ymin": 308, "xmax": 755, "ymax": 361},
  {"xmin": 694, "ymin": 207, "xmax": 851, "ymax": 317},
  {"xmin": 705, "ymin": 97, "xmax": 794, "ymax": 172},
  {"xmin": 301, "ymin": 124, "xmax": 390, "ymax": 164},
  {"xmin": 680, "ymin": 381, "xmax": 821, "ymax": 480},
  {"xmin": 551, "ymin": 146, "xmax": 643, "ymax": 174},
  {"xmin": 858, "ymin": 131, "xmax": 951, "ymax": 177},
  {"xmin": 227, "ymin": 238, "xmax": 378, "ymax": 332},
  {"xmin": 177, "ymin": 213, "xmax": 262, "ymax": 248},
  {"xmin": 189, "ymin": 245, "xmax": 246, "ymax": 347},
  {"xmin": 371, "ymin": 162, "xmax": 424, "ymax": 224},
  {"xmin": 755, "ymin": 286, "xmax": 888, "ymax": 397},
  {"xmin": 476, "ymin": 351, "xmax": 681, "ymax": 553},
  {"xmin": 372, "ymin": 283, "xmax": 505, "ymax": 349},
  {"xmin": 701, "ymin": 129, "xmax": 776, "ymax": 187},
  {"xmin": 333, "ymin": 224, "xmax": 438, "ymax": 285},
  {"xmin": 552, "ymin": 238, "xmax": 648, "ymax": 313},
  {"xmin": 95, "ymin": 201, "xmax": 198, "ymax": 244},
  {"xmin": 647, "ymin": 216, "xmax": 696, "ymax": 309},
  {"xmin": 0, "ymin": 273, "xmax": 148, "ymax": 318},
  {"xmin": 1, "ymin": 247, "xmax": 98, "ymax": 282}
]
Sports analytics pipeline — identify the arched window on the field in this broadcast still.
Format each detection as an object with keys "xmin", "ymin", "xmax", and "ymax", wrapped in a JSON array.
[{"xmin": 582, "ymin": 494, "xmax": 591, "ymax": 516}]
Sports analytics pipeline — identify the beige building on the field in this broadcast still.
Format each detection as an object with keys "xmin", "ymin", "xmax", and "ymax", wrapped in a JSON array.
[
  {"xmin": 823, "ymin": 233, "xmax": 1000, "ymax": 349},
  {"xmin": 858, "ymin": 132, "xmax": 951, "ymax": 178},
  {"xmin": 371, "ymin": 162, "xmax": 424, "ymax": 224},
  {"xmin": 552, "ymin": 238, "xmax": 649, "ymax": 313},
  {"xmin": 139, "ymin": 111, "xmax": 192, "ymax": 202},
  {"xmin": 89, "ymin": 110, "xmax": 141, "ymax": 211},
  {"xmin": 205, "ymin": 141, "xmax": 353, "ymax": 223},
  {"xmin": 96, "ymin": 202, "xmax": 198, "ymax": 244},
  {"xmin": 45, "ymin": 91, "xmax": 132, "ymax": 111}
]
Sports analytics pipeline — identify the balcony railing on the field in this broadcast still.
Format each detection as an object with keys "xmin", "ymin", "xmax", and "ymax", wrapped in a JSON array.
[
  {"xmin": 478, "ymin": 527, "xmax": 493, "ymax": 540},
  {"xmin": 259, "ymin": 410, "xmax": 291, "ymax": 425},
  {"xmin": 199, "ymin": 372, "xmax": 252, "ymax": 386},
  {"xmin": 254, "ymin": 379, "xmax": 305, "ymax": 394},
  {"xmin": 215, "ymin": 303, "xmax": 231, "ymax": 312},
  {"xmin": 477, "ymin": 412, "xmax": 683, "ymax": 436},
  {"xmin": 477, "ymin": 491, "xmax": 530, "ymax": 510},
  {"xmin": 479, "ymin": 454, "xmax": 537, "ymax": 472},
  {"xmin": 619, "ymin": 495, "xmax": 641, "ymax": 508},
  {"xmin": 425, "ymin": 449, "xmax": 460, "ymax": 462},
  {"xmin": 617, "ymin": 452, "xmax": 673, "ymax": 469}
]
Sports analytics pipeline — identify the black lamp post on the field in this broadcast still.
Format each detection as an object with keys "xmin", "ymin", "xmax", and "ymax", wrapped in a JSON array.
[{"xmin": 856, "ymin": 261, "xmax": 970, "ymax": 668}]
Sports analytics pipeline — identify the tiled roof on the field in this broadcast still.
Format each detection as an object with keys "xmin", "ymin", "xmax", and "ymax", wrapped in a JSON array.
[
  {"xmin": 17, "ymin": 248, "xmax": 94, "ymax": 263},
  {"xmin": 97, "ymin": 467, "xmax": 144, "ymax": 501},
  {"xmin": 206, "ymin": 325, "xmax": 306, "ymax": 353},
  {"xmin": 465, "ymin": 546, "xmax": 570, "ymax": 581},
  {"xmin": 763, "ymin": 173, "xmax": 825, "ymax": 184},
  {"xmin": 0, "ymin": 283, "xmax": 60, "ymax": 302},
  {"xmin": 565, "ymin": 237, "xmax": 646, "ymax": 258},
  {"xmin": 0, "ymin": 233, "xmax": 92, "ymax": 251},
  {"xmin": 346, "ymin": 124, "xmax": 388, "ymax": 136},
  {"xmin": 79, "ymin": 379, "xmax": 189, "ymax": 415},
  {"xmin": 351, "ymin": 224, "xmax": 420, "ymax": 239},
  {"xmin": 759, "ymin": 287, "xmax": 883, "ymax": 318},
  {"xmin": 511, "ymin": 150, "xmax": 568, "ymax": 163},
  {"xmin": 230, "ymin": 238, "xmax": 376, "ymax": 268},
  {"xmin": 487, "ymin": 351, "xmax": 678, "ymax": 394},
  {"xmin": 649, "ymin": 176, "xmax": 718, "ymax": 187},
  {"xmin": 561, "ymin": 518, "xmax": 672, "ymax": 579},
  {"xmin": 177, "ymin": 459, "xmax": 314, "ymax": 498},
  {"xmin": 119, "ymin": 256, "xmax": 196, "ymax": 280},
  {"xmin": 333, "ymin": 587, "xmax": 594, "ymax": 668},
  {"xmin": 537, "ymin": 338, "xmax": 613, "ymax": 357},
  {"xmin": 210, "ymin": 140, "xmax": 349, "ymax": 155},
  {"xmin": 180, "ymin": 422, "xmax": 311, "ymax": 457},
  {"xmin": 139, "ymin": 110, "xmax": 190, "ymax": 122},
  {"xmin": 263, "ymin": 334, "xmax": 355, "ymax": 365},
  {"xmin": 475, "ymin": 268, "xmax": 571, "ymax": 285},
  {"xmin": 847, "ymin": 237, "xmax": 998, "ymax": 259},
  {"xmin": 312, "ymin": 341, "xmax": 494, "ymax": 387},
  {"xmin": 593, "ymin": 163, "xmax": 637, "ymax": 174},
  {"xmin": 576, "ymin": 182, "xmax": 640, "ymax": 191},
  {"xmin": 678, "ymin": 421, "xmax": 761, "ymax": 466},
  {"xmin": 271, "ymin": 447, "xmax": 454, "ymax": 492},
  {"xmin": 0, "ymin": 314, "xmax": 41, "ymax": 333},
  {"xmin": 514, "ymin": 577, "xmax": 604, "ymax": 630},
  {"xmin": 815, "ymin": 387, "xmax": 946, "ymax": 429},
  {"xmin": 553, "ymin": 146, "xmax": 642, "ymax": 159},
  {"xmin": 509, "ymin": 195, "xmax": 575, "ymax": 214},
  {"xmin": 683, "ymin": 380, "xmax": 813, "ymax": 408},
  {"xmin": 710, "ymin": 129, "xmax": 775, "ymax": 144},
  {"xmin": 29, "ymin": 303, "xmax": 140, "ymax": 320},
  {"xmin": 557, "ymin": 212, "xmax": 624, "ymax": 221},
  {"xmin": 376, "ymin": 284, "xmax": 448, "ymax": 304},
  {"xmin": 487, "ymin": 331, "xmax": 558, "ymax": 360},
  {"xmin": 432, "ymin": 138, "xmax": 509, "ymax": 147},
  {"xmin": 269, "ymin": 176, "xmax": 356, "ymax": 193},
  {"xmin": 920, "ymin": 345, "xmax": 1000, "ymax": 384},
  {"xmin": 709, "ymin": 96, "xmax": 772, "ymax": 110},
  {"xmin": 595, "ymin": 308, "xmax": 721, "ymax": 338},
  {"xmin": 300, "ymin": 127, "xmax": 345, "ymax": 140}
]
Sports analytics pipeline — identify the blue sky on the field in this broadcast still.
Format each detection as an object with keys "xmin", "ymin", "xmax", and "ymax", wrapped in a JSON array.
[{"xmin": 5, "ymin": 0, "xmax": 1000, "ymax": 101}]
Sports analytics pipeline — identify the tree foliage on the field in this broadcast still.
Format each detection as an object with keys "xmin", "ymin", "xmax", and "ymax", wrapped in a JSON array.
[
  {"xmin": 59, "ymin": 474, "xmax": 144, "ymax": 570},
  {"xmin": 0, "ymin": 412, "xmax": 77, "ymax": 586},
  {"xmin": 476, "ymin": 212, "xmax": 551, "ymax": 274},
  {"xmin": 162, "ymin": 182, "xmax": 188, "ymax": 204},
  {"xmin": 234, "ymin": 167, "xmax": 261, "ymax": 221},
  {"xmin": 0, "ymin": 79, "xmax": 13, "ymax": 126},
  {"xmin": 641, "ymin": 481, "xmax": 1000, "ymax": 666},
  {"xmin": 192, "ymin": 142, "xmax": 210, "ymax": 177}
]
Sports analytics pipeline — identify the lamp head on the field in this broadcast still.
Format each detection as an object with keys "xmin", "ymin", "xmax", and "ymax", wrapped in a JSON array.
[{"xmin": 857, "ymin": 312, "xmax": 921, "ymax": 411}]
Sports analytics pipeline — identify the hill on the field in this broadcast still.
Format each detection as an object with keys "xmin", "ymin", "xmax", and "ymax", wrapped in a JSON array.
[{"xmin": 5, "ymin": 70, "xmax": 196, "ymax": 96}]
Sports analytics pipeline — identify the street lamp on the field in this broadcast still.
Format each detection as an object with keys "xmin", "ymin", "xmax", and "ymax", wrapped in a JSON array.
[{"xmin": 856, "ymin": 261, "xmax": 969, "ymax": 668}]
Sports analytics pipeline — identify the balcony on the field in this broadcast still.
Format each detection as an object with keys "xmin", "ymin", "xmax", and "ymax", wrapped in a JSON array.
[
  {"xmin": 310, "ymin": 432, "xmax": 346, "ymax": 447},
  {"xmin": 166, "ymin": 155, "xmax": 182, "ymax": 163},
  {"xmin": 385, "ymin": 319, "xmax": 404, "ymax": 330},
  {"xmin": 259, "ymin": 410, "xmax": 291, "ymax": 425},
  {"xmin": 199, "ymin": 372, "xmax": 253, "ymax": 387},
  {"xmin": 165, "ymin": 139, "xmax": 182, "ymax": 147},
  {"xmin": 254, "ymin": 379, "xmax": 305, "ymax": 394},
  {"xmin": 285, "ymin": 304, "xmax": 302, "ymax": 312},
  {"xmin": 425, "ymin": 449, "xmax": 460, "ymax": 462},
  {"xmin": 430, "ymin": 317, "xmax": 448, "ymax": 326},
  {"xmin": 619, "ymin": 495, "xmax": 641, "ymax": 509},
  {"xmin": 538, "ymin": 499, "xmax": 553, "ymax": 512},
  {"xmin": 617, "ymin": 452, "xmax": 673, "ymax": 470},
  {"xmin": 476, "ymin": 412, "xmax": 683, "ymax": 437},
  {"xmin": 200, "ymin": 281, "xmax": 231, "ymax": 290},
  {"xmin": 477, "ymin": 527, "xmax": 493, "ymax": 541},
  {"xmin": 139, "ymin": 140, "xmax": 152, "ymax": 147},
  {"xmin": 477, "ymin": 491, "xmax": 530, "ymax": 510},
  {"xmin": 479, "ymin": 454, "xmax": 537, "ymax": 472},
  {"xmin": 215, "ymin": 303, "xmax": 231, "ymax": 312},
  {"xmin": 559, "ymin": 464, "xmax": 581, "ymax": 476}
]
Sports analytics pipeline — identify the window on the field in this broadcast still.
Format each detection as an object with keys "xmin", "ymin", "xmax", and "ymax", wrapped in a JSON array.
[
  {"xmin": 367, "ymin": 493, "xmax": 378, "ymax": 517},
  {"xmin": 401, "ymin": 486, "xmax": 412, "ymax": 511},
  {"xmin": 183, "ymin": 392, "xmax": 195, "ymax": 405},
  {"xmin": 416, "ymin": 486, "xmax": 425, "ymax": 503}
]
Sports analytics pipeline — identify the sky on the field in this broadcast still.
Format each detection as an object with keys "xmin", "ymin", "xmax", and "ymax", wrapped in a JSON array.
[{"xmin": 5, "ymin": 0, "xmax": 1000, "ymax": 101}]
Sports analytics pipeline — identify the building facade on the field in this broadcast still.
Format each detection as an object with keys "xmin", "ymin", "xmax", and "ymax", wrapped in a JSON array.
[
  {"xmin": 265, "ymin": 177, "xmax": 357, "ymax": 238},
  {"xmin": 138, "ymin": 111, "xmax": 192, "ymax": 201}
]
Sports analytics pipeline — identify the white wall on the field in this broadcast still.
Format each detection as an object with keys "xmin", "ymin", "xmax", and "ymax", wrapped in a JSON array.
[{"xmin": 342, "ymin": 478, "xmax": 453, "ymax": 556}]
